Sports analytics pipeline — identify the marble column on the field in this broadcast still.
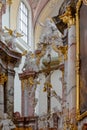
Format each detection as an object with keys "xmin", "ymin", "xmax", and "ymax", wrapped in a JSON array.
[
  {"xmin": 6, "ymin": 74, "xmax": 15, "ymax": 118},
  {"xmin": 59, "ymin": 5, "xmax": 76, "ymax": 124},
  {"xmin": 0, "ymin": 84, "xmax": 4, "ymax": 117},
  {"xmin": 67, "ymin": 25, "xmax": 76, "ymax": 115},
  {"xmin": 19, "ymin": 72, "xmax": 36, "ymax": 117},
  {"xmin": 0, "ymin": 73, "xmax": 7, "ymax": 118},
  {"xmin": 24, "ymin": 88, "xmax": 28, "ymax": 116}
]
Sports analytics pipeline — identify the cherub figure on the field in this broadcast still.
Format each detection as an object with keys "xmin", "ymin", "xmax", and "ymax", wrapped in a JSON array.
[{"xmin": 0, "ymin": 113, "xmax": 16, "ymax": 130}]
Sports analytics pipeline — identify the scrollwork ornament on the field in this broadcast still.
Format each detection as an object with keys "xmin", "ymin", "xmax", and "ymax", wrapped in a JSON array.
[
  {"xmin": 76, "ymin": 59, "xmax": 80, "ymax": 74},
  {"xmin": 76, "ymin": 109, "xmax": 80, "ymax": 120},
  {"xmin": 0, "ymin": 73, "xmax": 7, "ymax": 85},
  {"xmin": 59, "ymin": 5, "xmax": 75, "ymax": 28}
]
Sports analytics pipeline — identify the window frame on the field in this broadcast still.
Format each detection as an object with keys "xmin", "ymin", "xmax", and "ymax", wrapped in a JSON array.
[{"xmin": 18, "ymin": 1, "xmax": 29, "ymax": 44}]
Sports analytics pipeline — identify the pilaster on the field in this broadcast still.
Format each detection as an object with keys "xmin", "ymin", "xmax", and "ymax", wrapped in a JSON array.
[{"xmin": 59, "ymin": 5, "xmax": 76, "ymax": 128}]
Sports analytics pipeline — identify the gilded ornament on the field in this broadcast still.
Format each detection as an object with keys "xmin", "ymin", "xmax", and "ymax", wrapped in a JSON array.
[
  {"xmin": 35, "ymin": 44, "xmax": 47, "ymax": 65},
  {"xmin": 4, "ymin": 26, "xmax": 23, "ymax": 37},
  {"xmin": 76, "ymin": 59, "xmax": 80, "ymax": 74},
  {"xmin": 43, "ymin": 82, "xmax": 52, "ymax": 92},
  {"xmin": 0, "ymin": 73, "xmax": 7, "ymax": 85},
  {"xmin": 63, "ymin": 116, "xmax": 77, "ymax": 130},
  {"xmin": 21, "ymin": 50, "xmax": 27, "ymax": 56},
  {"xmin": 7, "ymin": 0, "xmax": 13, "ymax": 5},
  {"xmin": 44, "ymin": 82, "xmax": 52, "ymax": 88},
  {"xmin": 59, "ymin": 6, "xmax": 75, "ymax": 28},
  {"xmin": 28, "ymin": 76, "xmax": 40, "ymax": 87},
  {"xmin": 28, "ymin": 77, "xmax": 34, "ymax": 86},
  {"xmin": 52, "ymin": 43, "xmax": 68, "ymax": 61},
  {"xmin": 43, "ymin": 86, "xmax": 47, "ymax": 92}
]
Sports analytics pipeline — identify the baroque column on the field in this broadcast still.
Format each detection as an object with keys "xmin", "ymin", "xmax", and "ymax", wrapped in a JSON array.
[
  {"xmin": 60, "ymin": 5, "xmax": 76, "ymax": 125},
  {"xmin": 0, "ymin": 73, "xmax": 7, "ymax": 117},
  {"xmin": 19, "ymin": 71, "xmax": 37, "ymax": 117},
  {"xmin": 0, "ymin": 41, "xmax": 22, "ymax": 119}
]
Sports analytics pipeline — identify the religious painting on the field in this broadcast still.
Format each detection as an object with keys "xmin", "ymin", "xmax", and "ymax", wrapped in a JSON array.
[{"xmin": 76, "ymin": 0, "xmax": 87, "ymax": 120}]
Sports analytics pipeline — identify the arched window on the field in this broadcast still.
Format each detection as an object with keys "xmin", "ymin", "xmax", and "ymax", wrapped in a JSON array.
[{"xmin": 19, "ymin": 1, "xmax": 29, "ymax": 44}]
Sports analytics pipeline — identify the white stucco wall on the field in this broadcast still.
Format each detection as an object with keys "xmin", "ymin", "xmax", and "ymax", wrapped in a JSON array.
[
  {"xmin": 51, "ymin": 70, "xmax": 62, "ymax": 112},
  {"xmin": 35, "ymin": 74, "xmax": 47, "ymax": 115},
  {"xmin": 35, "ymin": 69, "xmax": 62, "ymax": 116},
  {"xmin": 14, "ymin": 56, "xmax": 26, "ymax": 114}
]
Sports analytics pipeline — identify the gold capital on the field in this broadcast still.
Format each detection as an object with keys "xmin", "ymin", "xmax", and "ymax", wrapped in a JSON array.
[
  {"xmin": 7, "ymin": 0, "xmax": 13, "ymax": 5},
  {"xmin": 59, "ymin": 6, "xmax": 75, "ymax": 28},
  {"xmin": 0, "ymin": 73, "xmax": 7, "ymax": 85}
]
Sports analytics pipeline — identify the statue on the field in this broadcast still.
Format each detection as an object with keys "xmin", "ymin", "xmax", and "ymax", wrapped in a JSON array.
[
  {"xmin": 4, "ymin": 26, "xmax": 23, "ymax": 50},
  {"xmin": 22, "ymin": 51, "xmax": 39, "ymax": 72},
  {"xmin": 0, "ymin": 113, "xmax": 16, "ymax": 130}
]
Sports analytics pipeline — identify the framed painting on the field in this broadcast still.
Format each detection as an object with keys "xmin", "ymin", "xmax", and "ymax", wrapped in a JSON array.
[{"xmin": 76, "ymin": 0, "xmax": 87, "ymax": 120}]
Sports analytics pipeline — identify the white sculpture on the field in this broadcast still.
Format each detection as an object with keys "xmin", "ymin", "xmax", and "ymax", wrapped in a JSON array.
[
  {"xmin": 4, "ymin": 26, "xmax": 23, "ymax": 50},
  {"xmin": 22, "ymin": 51, "xmax": 39, "ymax": 72},
  {"xmin": 0, "ymin": 113, "xmax": 16, "ymax": 130}
]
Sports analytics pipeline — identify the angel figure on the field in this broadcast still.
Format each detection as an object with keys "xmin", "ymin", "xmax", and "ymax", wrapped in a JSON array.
[
  {"xmin": 4, "ymin": 26, "xmax": 23, "ymax": 38},
  {"xmin": 22, "ymin": 51, "xmax": 39, "ymax": 72},
  {"xmin": 0, "ymin": 113, "xmax": 16, "ymax": 130},
  {"xmin": 4, "ymin": 26, "xmax": 23, "ymax": 50}
]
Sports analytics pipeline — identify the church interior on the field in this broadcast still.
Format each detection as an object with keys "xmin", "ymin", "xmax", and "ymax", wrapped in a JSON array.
[{"xmin": 0, "ymin": 0, "xmax": 87, "ymax": 130}]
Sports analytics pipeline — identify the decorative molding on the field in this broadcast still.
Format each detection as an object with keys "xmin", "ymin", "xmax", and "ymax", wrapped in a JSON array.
[{"xmin": 0, "ymin": 40, "xmax": 22, "ymax": 67}]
